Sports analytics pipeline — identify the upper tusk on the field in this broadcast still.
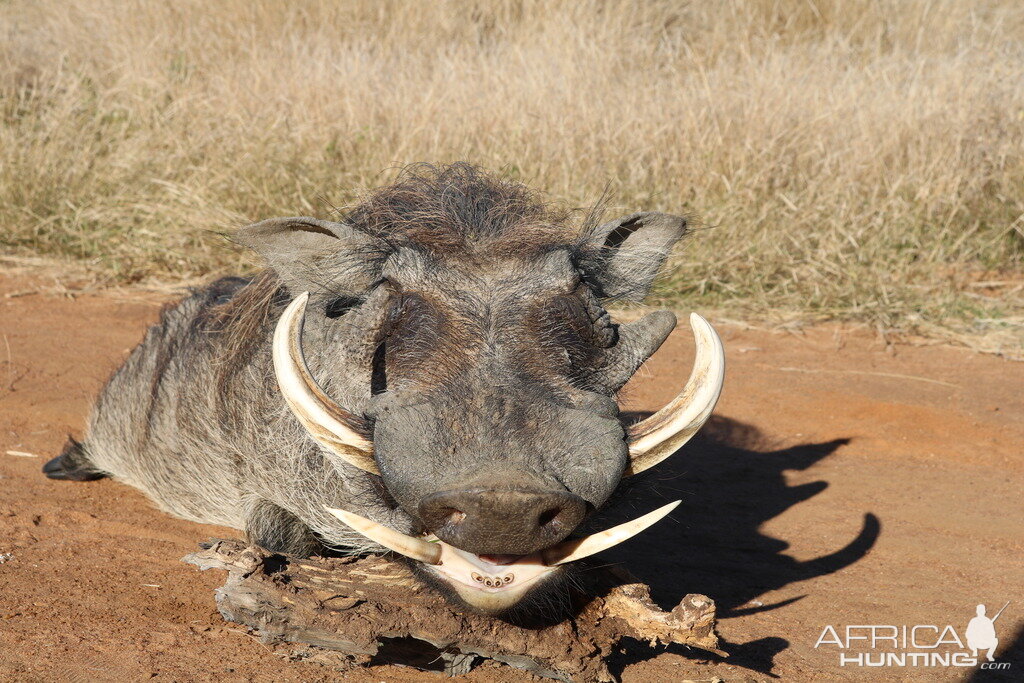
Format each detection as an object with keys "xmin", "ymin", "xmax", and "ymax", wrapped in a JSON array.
[
  {"xmin": 326, "ymin": 506, "xmax": 442, "ymax": 565},
  {"xmin": 624, "ymin": 313, "xmax": 724, "ymax": 476},
  {"xmin": 273, "ymin": 292, "xmax": 380, "ymax": 475},
  {"xmin": 542, "ymin": 500, "xmax": 681, "ymax": 566}
]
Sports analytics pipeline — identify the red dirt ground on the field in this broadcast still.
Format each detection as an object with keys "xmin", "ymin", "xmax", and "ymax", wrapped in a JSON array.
[{"xmin": 0, "ymin": 271, "xmax": 1021, "ymax": 682}]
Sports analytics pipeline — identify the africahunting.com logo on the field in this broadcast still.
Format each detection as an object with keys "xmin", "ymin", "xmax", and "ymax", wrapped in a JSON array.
[{"xmin": 815, "ymin": 602, "xmax": 1011, "ymax": 670}]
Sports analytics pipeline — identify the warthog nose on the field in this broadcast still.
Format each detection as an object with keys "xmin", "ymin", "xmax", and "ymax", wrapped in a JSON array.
[{"xmin": 418, "ymin": 488, "xmax": 587, "ymax": 555}]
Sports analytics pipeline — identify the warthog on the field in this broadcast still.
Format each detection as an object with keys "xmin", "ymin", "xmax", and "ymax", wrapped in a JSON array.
[{"xmin": 45, "ymin": 164, "xmax": 723, "ymax": 615}]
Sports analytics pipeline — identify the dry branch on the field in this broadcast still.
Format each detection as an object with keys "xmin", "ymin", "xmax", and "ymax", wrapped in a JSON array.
[{"xmin": 184, "ymin": 539, "xmax": 720, "ymax": 681}]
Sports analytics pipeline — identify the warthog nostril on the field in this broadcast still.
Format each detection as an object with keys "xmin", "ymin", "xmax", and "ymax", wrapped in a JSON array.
[
  {"xmin": 537, "ymin": 507, "xmax": 561, "ymax": 527},
  {"xmin": 445, "ymin": 508, "xmax": 466, "ymax": 525}
]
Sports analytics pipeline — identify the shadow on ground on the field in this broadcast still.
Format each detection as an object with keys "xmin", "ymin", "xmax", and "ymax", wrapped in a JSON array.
[{"xmin": 596, "ymin": 415, "xmax": 881, "ymax": 676}]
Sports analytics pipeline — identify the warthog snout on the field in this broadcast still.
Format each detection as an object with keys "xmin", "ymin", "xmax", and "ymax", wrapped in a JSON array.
[{"xmin": 419, "ymin": 484, "xmax": 587, "ymax": 555}]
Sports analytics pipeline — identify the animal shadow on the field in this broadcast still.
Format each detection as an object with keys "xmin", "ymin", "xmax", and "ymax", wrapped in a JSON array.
[{"xmin": 596, "ymin": 414, "xmax": 880, "ymax": 675}]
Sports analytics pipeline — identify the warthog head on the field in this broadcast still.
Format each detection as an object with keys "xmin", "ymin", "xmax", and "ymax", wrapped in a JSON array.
[{"xmin": 238, "ymin": 164, "xmax": 723, "ymax": 614}]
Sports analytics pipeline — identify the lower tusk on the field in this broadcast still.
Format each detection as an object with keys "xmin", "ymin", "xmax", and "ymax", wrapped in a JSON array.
[
  {"xmin": 326, "ymin": 507, "xmax": 442, "ymax": 565},
  {"xmin": 541, "ymin": 500, "xmax": 681, "ymax": 566}
]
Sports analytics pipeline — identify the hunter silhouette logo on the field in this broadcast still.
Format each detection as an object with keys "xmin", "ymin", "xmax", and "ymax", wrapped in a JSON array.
[
  {"xmin": 966, "ymin": 602, "xmax": 1008, "ymax": 662},
  {"xmin": 814, "ymin": 601, "xmax": 1012, "ymax": 670}
]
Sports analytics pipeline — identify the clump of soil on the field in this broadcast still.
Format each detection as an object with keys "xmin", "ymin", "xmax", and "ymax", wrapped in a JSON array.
[{"xmin": 185, "ymin": 540, "xmax": 719, "ymax": 681}]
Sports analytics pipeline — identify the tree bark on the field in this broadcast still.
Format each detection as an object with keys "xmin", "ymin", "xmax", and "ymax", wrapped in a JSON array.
[{"xmin": 184, "ymin": 539, "xmax": 720, "ymax": 682}]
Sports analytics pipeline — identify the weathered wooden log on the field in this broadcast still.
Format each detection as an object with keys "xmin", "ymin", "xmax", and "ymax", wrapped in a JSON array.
[{"xmin": 184, "ymin": 539, "xmax": 720, "ymax": 681}]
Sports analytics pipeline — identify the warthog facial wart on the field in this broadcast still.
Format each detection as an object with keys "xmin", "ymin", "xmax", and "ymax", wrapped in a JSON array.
[{"xmin": 45, "ymin": 163, "xmax": 724, "ymax": 615}]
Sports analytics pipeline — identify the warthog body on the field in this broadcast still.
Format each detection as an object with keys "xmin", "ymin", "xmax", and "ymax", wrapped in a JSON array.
[{"xmin": 48, "ymin": 164, "xmax": 722, "ymax": 614}]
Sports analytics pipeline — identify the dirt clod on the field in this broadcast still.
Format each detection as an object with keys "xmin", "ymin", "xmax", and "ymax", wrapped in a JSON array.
[{"xmin": 184, "ymin": 540, "xmax": 719, "ymax": 681}]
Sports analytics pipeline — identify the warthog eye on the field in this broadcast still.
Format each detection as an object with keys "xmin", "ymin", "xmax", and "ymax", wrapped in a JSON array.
[
  {"xmin": 376, "ymin": 292, "xmax": 450, "ymax": 389},
  {"xmin": 536, "ymin": 283, "xmax": 617, "ymax": 383},
  {"xmin": 547, "ymin": 284, "xmax": 616, "ymax": 350},
  {"xmin": 325, "ymin": 295, "xmax": 361, "ymax": 319},
  {"xmin": 370, "ymin": 341, "xmax": 387, "ymax": 395},
  {"xmin": 574, "ymin": 282, "xmax": 617, "ymax": 348}
]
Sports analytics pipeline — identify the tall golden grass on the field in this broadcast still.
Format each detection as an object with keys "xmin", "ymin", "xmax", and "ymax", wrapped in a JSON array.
[{"xmin": 1, "ymin": 0, "xmax": 1022, "ymax": 343}]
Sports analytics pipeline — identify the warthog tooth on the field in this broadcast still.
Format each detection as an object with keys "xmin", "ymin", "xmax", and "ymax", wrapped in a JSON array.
[
  {"xmin": 326, "ymin": 507, "xmax": 442, "ymax": 565},
  {"xmin": 541, "ymin": 500, "xmax": 681, "ymax": 566},
  {"xmin": 624, "ymin": 313, "xmax": 725, "ymax": 475},
  {"xmin": 273, "ymin": 293, "xmax": 380, "ymax": 475}
]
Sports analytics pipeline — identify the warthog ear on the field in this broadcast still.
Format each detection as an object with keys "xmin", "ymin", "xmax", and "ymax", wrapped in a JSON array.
[
  {"xmin": 581, "ymin": 212, "xmax": 688, "ymax": 302},
  {"xmin": 234, "ymin": 217, "xmax": 379, "ymax": 296}
]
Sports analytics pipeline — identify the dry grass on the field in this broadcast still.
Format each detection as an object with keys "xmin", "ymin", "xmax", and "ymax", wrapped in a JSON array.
[{"xmin": 1, "ymin": 0, "xmax": 1022, "ymax": 349}]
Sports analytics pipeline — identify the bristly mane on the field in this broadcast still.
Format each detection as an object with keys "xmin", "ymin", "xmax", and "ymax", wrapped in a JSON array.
[{"xmin": 343, "ymin": 162, "xmax": 601, "ymax": 257}]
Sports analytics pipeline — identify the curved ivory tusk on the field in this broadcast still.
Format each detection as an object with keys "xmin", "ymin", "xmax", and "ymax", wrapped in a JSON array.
[
  {"xmin": 326, "ymin": 506, "xmax": 442, "ymax": 565},
  {"xmin": 542, "ymin": 500, "xmax": 681, "ymax": 566},
  {"xmin": 273, "ymin": 292, "xmax": 380, "ymax": 474},
  {"xmin": 624, "ymin": 313, "xmax": 725, "ymax": 476}
]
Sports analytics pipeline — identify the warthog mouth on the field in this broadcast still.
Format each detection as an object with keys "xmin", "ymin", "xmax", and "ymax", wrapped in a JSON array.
[{"xmin": 326, "ymin": 501, "xmax": 680, "ymax": 613}]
